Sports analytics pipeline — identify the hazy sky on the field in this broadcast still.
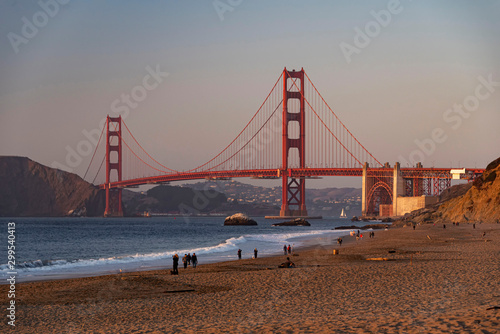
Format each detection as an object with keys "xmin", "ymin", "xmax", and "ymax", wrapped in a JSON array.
[{"xmin": 1, "ymin": 0, "xmax": 499, "ymax": 188}]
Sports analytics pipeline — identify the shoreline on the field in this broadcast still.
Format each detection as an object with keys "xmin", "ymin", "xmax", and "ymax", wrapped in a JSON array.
[
  {"xmin": 2, "ymin": 227, "xmax": 357, "ymax": 285},
  {"xmin": 2, "ymin": 223, "xmax": 499, "ymax": 333}
]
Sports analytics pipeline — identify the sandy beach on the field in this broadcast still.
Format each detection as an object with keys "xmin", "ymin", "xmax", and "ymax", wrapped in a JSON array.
[{"xmin": 2, "ymin": 223, "xmax": 499, "ymax": 333}]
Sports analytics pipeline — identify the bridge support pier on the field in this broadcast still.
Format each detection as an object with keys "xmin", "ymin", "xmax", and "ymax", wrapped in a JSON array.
[
  {"xmin": 392, "ymin": 162, "xmax": 404, "ymax": 216},
  {"xmin": 104, "ymin": 115, "xmax": 123, "ymax": 217},
  {"xmin": 361, "ymin": 163, "xmax": 369, "ymax": 216},
  {"xmin": 280, "ymin": 175, "xmax": 308, "ymax": 217}
]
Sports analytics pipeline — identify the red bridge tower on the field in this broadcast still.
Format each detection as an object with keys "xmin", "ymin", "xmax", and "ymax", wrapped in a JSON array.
[
  {"xmin": 280, "ymin": 68, "xmax": 308, "ymax": 217},
  {"xmin": 104, "ymin": 115, "xmax": 123, "ymax": 217}
]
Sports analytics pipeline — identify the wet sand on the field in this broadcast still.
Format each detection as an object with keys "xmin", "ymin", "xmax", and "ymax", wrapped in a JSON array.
[{"xmin": 1, "ymin": 223, "xmax": 499, "ymax": 333}]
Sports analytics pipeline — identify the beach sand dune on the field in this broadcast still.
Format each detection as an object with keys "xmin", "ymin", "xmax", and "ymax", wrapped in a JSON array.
[{"xmin": 2, "ymin": 224, "xmax": 499, "ymax": 333}]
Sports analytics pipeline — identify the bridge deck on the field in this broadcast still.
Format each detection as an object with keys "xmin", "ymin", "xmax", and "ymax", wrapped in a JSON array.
[{"xmin": 99, "ymin": 167, "xmax": 484, "ymax": 189}]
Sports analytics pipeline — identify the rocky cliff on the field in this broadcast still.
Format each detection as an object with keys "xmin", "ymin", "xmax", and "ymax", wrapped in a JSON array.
[
  {"xmin": 397, "ymin": 157, "xmax": 500, "ymax": 225},
  {"xmin": 439, "ymin": 157, "xmax": 500, "ymax": 223},
  {"xmin": 0, "ymin": 156, "xmax": 105, "ymax": 217}
]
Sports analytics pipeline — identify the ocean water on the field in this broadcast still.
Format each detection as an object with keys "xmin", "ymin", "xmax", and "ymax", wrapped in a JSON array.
[{"xmin": 0, "ymin": 216, "xmax": 368, "ymax": 283}]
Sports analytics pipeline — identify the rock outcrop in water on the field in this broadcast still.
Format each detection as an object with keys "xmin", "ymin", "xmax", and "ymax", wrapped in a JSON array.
[
  {"xmin": 272, "ymin": 218, "xmax": 311, "ymax": 226},
  {"xmin": 224, "ymin": 213, "xmax": 257, "ymax": 226},
  {"xmin": 0, "ymin": 156, "xmax": 105, "ymax": 217}
]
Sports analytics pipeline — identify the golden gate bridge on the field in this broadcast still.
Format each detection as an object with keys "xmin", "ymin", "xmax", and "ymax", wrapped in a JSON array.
[{"xmin": 84, "ymin": 68, "xmax": 484, "ymax": 217}]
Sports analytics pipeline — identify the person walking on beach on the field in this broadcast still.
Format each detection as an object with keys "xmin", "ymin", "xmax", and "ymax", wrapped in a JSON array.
[
  {"xmin": 283, "ymin": 245, "xmax": 287, "ymax": 255},
  {"xmin": 182, "ymin": 254, "xmax": 188, "ymax": 269},
  {"xmin": 337, "ymin": 237, "xmax": 343, "ymax": 246},
  {"xmin": 254, "ymin": 248, "xmax": 258, "ymax": 259},
  {"xmin": 172, "ymin": 254, "xmax": 179, "ymax": 275},
  {"xmin": 287, "ymin": 245, "xmax": 291, "ymax": 254},
  {"xmin": 238, "ymin": 249, "xmax": 242, "ymax": 259},
  {"xmin": 191, "ymin": 253, "xmax": 198, "ymax": 268},
  {"xmin": 187, "ymin": 253, "xmax": 192, "ymax": 266}
]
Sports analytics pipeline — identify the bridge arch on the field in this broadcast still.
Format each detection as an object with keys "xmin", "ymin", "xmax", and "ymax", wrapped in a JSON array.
[{"xmin": 366, "ymin": 181, "xmax": 393, "ymax": 216}]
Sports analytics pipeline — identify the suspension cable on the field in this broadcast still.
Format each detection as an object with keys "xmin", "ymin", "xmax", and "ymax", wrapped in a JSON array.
[{"xmin": 83, "ymin": 123, "xmax": 105, "ymax": 181}]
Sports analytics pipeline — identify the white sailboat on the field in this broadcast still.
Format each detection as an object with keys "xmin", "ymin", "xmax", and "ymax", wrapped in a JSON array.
[{"xmin": 340, "ymin": 208, "xmax": 347, "ymax": 218}]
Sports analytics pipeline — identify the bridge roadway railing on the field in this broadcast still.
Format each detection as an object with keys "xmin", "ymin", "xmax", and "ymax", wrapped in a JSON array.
[
  {"xmin": 99, "ymin": 168, "xmax": 366, "ymax": 189},
  {"xmin": 99, "ymin": 167, "xmax": 484, "ymax": 190}
]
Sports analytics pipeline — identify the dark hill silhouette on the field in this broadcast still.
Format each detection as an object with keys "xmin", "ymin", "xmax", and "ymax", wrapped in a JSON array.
[
  {"xmin": 0, "ymin": 156, "xmax": 104, "ymax": 216},
  {"xmin": 123, "ymin": 185, "xmax": 228, "ymax": 214}
]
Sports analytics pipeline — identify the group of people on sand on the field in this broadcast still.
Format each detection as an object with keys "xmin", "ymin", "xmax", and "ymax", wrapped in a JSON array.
[
  {"xmin": 278, "ymin": 244, "xmax": 296, "ymax": 268},
  {"xmin": 182, "ymin": 253, "xmax": 198, "ymax": 269},
  {"xmin": 235, "ymin": 247, "xmax": 295, "ymax": 268},
  {"xmin": 283, "ymin": 244, "xmax": 294, "ymax": 255},
  {"xmin": 236, "ymin": 248, "xmax": 258, "ymax": 259},
  {"xmin": 238, "ymin": 246, "xmax": 296, "ymax": 260},
  {"xmin": 171, "ymin": 252, "xmax": 198, "ymax": 275},
  {"xmin": 339, "ymin": 231, "xmax": 374, "ymax": 245}
]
